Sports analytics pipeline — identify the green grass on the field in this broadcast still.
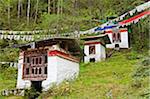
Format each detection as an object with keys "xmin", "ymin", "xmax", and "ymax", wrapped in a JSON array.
[
  {"xmin": 0, "ymin": 67, "xmax": 17, "ymax": 92},
  {"xmin": 0, "ymin": 67, "xmax": 23, "ymax": 99},
  {"xmin": 40, "ymin": 50, "xmax": 149, "ymax": 99}
]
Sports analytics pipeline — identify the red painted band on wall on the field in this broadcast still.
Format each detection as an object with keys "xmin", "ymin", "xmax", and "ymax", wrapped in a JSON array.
[
  {"xmin": 120, "ymin": 29, "xmax": 128, "ymax": 32},
  {"xmin": 105, "ymin": 29, "xmax": 128, "ymax": 34},
  {"xmin": 48, "ymin": 50, "xmax": 79, "ymax": 63},
  {"xmin": 105, "ymin": 30, "xmax": 113, "ymax": 33},
  {"xmin": 84, "ymin": 42, "xmax": 102, "ymax": 45}
]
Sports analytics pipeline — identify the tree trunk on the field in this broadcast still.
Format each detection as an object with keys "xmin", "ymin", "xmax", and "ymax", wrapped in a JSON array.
[
  {"xmin": 21, "ymin": 0, "xmax": 23, "ymax": 17},
  {"xmin": 60, "ymin": 0, "xmax": 63, "ymax": 15},
  {"xmin": 88, "ymin": 0, "xmax": 92, "ymax": 28},
  {"xmin": 27, "ymin": 0, "xmax": 30, "ymax": 25},
  {"xmin": 57, "ymin": 0, "xmax": 60, "ymax": 15},
  {"xmin": 56, "ymin": 0, "xmax": 60, "ymax": 35},
  {"xmin": 72, "ymin": 0, "xmax": 79, "ymax": 31},
  {"xmin": 53, "ymin": 0, "xmax": 55, "ymax": 13},
  {"xmin": 8, "ymin": 3, "xmax": 10, "ymax": 29},
  {"xmin": 72, "ymin": 0, "xmax": 78, "ymax": 16},
  {"xmin": 18, "ymin": 0, "xmax": 21, "ymax": 19},
  {"xmin": 34, "ymin": 0, "xmax": 39, "ymax": 24},
  {"xmin": 48, "ymin": 0, "xmax": 51, "ymax": 14}
]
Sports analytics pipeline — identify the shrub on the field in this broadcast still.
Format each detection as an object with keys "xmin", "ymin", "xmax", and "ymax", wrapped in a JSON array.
[
  {"xmin": 24, "ymin": 88, "xmax": 40, "ymax": 99},
  {"xmin": 40, "ymin": 82, "xmax": 73, "ymax": 99},
  {"xmin": 133, "ymin": 58, "xmax": 150, "ymax": 77}
]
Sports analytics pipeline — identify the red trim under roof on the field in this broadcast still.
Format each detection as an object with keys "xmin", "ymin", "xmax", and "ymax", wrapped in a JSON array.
[
  {"xmin": 105, "ymin": 29, "xmax": 128, "ymax": 34},
  {"xmin": 48, "ymin": 50, "xmax": 79, "ymax": 63},
  {"xmin": 84, "ymin": 42, "xmax": 102, "ymax": 45}
]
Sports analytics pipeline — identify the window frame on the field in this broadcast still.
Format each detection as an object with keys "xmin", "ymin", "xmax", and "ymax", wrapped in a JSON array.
[
  {"xmin": 89, "ymin": 45, "xmax": 96, "ymax": 55},
  {"xmin": 26, "ymin": 68, "xmax": 30, "ymax": 75}
]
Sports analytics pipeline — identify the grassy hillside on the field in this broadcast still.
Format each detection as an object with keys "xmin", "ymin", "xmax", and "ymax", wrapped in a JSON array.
[
  {"xmin": 0, "ymin": 50, "xmax": 149, "ymax": 99},
  {"xmin": 0, "ymin": 67, "xmax": 17, "ymax": 92},
  {"xmin": 40, "ymin": 50, "xmax": 149, "ymax": 99}
]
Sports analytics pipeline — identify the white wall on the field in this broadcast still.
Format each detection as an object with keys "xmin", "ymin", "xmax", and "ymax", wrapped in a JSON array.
[
  {"xmin": 16, "ymin": 52, "xmax": 31, "ymax": 89},
  {"xmin": 42, "ymin": 55, "xmax": 79, "ymax": 91},
  {"xmin": 42, "ymin": 56, "xmax": 58, "ymax": 91},
  {"xmin": 56, "ymin": 57, "xmax": 79, "ymax": 84},
  {"xmin": 84, "ymin": 44, "xmax": 106, "ymax": 63},
  {"xmin": 119, "ymin": 31, "xmax": 129, "ymax": 48},
  {"xmin": 101, "ymin": 45, "xmax": 106, "ymax": 60}
]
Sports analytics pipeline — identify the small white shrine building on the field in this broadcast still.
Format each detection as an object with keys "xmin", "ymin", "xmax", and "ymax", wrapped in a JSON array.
[
  {"xmin": 105, "ymin": 28, "xmax": 129, "ymax": 48},
  {"xmin": 82, "ymin": 34, "xmax": 111, "ymax": 63},
  {"xmin": 16, "ymin": 38, "xmax": 81, "ymax": 91}
]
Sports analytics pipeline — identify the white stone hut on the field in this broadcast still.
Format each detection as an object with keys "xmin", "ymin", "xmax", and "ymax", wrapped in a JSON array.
[
  {"xmin": 82, "ymin": 34, "xmax": 111, "ymax": 63},
  {"xmin": 16, "ymin": 37, "xmax": 81, "ymax": 91},
  {"xmin": 105, "ymin": 28, "xmax": 129, "ymax": 48}
]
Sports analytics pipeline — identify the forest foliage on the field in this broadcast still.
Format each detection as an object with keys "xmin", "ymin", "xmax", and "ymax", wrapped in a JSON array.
[
  {"xmin": 0, "ymin": 0, "xmax": 147, "ymax": 30},
  {"xmin": 0, "ymin": 0, "xmax": 149, "ymax": 63}
]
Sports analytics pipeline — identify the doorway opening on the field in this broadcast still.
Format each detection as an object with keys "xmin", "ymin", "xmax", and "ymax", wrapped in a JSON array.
[
  {"xmin": 31, "ymin": 81, "xmax": 42, "ymax": 92},
  {"xmin": 25, "ymin": 81, "xmax": 42, "ymax": 99},
  {"xmin": 90, "ymin": 58, "xmax": 95, "ymax": 62}
]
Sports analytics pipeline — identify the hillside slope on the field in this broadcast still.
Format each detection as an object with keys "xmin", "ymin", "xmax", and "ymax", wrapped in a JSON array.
[
  {"xmin": 0, "ymin": 50, "xmax": 149, "ymax": 99},
  {"xmin": 40, "ymin": 50, "xmax": 149, "ymax": 99}
]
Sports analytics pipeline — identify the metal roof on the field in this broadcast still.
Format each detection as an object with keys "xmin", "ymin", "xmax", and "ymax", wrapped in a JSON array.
[
  {"xmin": 81, "ymin": 34, "xmax": 111, "ymax": 44},
  {"xmin": 14, "ymin": 37, "xmax": 81, "ymax": 54}
]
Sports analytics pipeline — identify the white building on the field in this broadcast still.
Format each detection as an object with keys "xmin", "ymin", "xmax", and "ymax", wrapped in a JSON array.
[
  {"xmin": 82, "ymin": 34, "xmax": 111, "ymax": 63},
  {"xmin": 105, "ymin": 28, "xmax": 129, "ymax": 48},
  {"xmin": 16, "ymin": 38, "xmax": 81, "ymax": 91}
]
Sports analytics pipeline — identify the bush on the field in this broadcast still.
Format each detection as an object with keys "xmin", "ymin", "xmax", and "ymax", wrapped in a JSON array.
[
  {"xmin": 126, "ymin": 51, "xmax": 143, "ymax": 60},
  {"xmin": 140, "ymin": 88, "xmax": 150, "ymax": 99},
  {"xmin": 40, "ymin": 82, "xmax": 74, "ymax": 99},
  {"xmin": 131, "ymin": 78, "xmax": 142, "ymax": 89},
  {"xmin": 0, "ymin": 64, "xmax": 10, "ymax": 71},
  {"xmin": 24, "ymin": 88, "xmax": 40, "ymax": 99},
  {"xmin": 133, "ymin": 58, "xmax": 150, "ymax": 77}
]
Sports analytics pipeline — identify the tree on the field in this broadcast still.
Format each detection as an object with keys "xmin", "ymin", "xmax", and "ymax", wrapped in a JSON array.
[
  {"xmin": 60, "ymin": 0, "xmax": 63, "ymax": 15},
  {"xmin": 17, "ymin": 0, "xmax": 22, "ymax": 19},
  {"xmin": 7, "ymin": 2, "xmax": 11, "ymax": 29},
  {"xmin": 34, "ymin": 0, "xmax": 39, "ymax": 24},
  {"xmin": 53, "ymin": 0, "xmax": 56, "ymax": 13},
  {"xmin": 27, "ymin": 0, "xmax": 31, "ymax": 25},
  {"xmin": 48, "ymin": 0, "xmax": 51, "ymax": 14}
]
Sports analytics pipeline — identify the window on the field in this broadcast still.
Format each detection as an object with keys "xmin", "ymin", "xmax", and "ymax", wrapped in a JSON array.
[
  {"xmin": 26, "ymin": 68, "xmax": 29, "ymax": 75},
  {"xmin": 32, "ymin": 58, "xmax": 35, "ymax": 64},
  {"xmin": 89, "ymin": 45, "xmax": 95, "ymax": 55},
  {"xmin": 32, "ymin": 68, "xmax": 34, "ymax": 74},
  {"xmin": 45, "ymin": 55, "xmax": 47, "ymax": 63},
  {"xmin": 112, "ymin": 33, "xmax": 121, "ymax": 43},
  {"xmin": 36, "ymin": 58, "xmax": 38, "ymax": 64},
  {"xmin": 112, "ymin": 33, "xmax": 116, "ymax": 43},
  {"xmin": 26, "ymin": 57, "xmax": 30, "ymax": 63},
  {"xmin": 39, "ymin": 68, "xmax": 42, "ymax": 74},
  {"xmin": 39, "ymin": 57, "xmax": 42, "ymax": 64},
  {"xmin": 44, "ymin": 67, "xmax": 47, "ymax": 74},
  {"xmin": 117, "ymin": 33, "xmax": 121, "ymax": 42},
  {"xmin": 35, "ymin": 68, "xmax": 38, "ymax": 74},
  {"xmin": 115, "ymin": 44, "xmax": 120, "ymax": 48}
]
